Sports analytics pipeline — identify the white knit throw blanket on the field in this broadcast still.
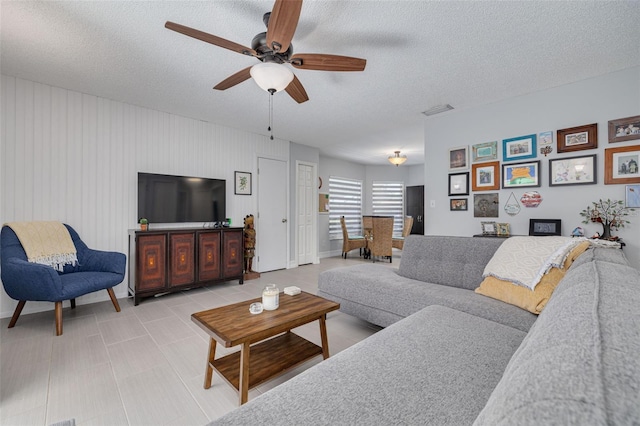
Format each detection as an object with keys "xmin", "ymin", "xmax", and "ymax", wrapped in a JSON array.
[{"xmin": 6, "ymin": 221, "xmax": 78, "ymax": 272}]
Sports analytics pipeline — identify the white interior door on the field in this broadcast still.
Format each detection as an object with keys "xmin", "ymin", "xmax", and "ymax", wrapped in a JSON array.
[
  {"xmin": 257, "ymin": 157, "xmax": 288, "ymax": 272},
  {"xmin": 296, "ymin": 162, "xmax": 316, "ymax": 265}
]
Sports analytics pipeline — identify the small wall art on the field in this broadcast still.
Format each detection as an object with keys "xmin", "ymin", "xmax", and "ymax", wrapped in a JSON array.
[
  {"xmin": 496, "ymin": 223, "xmax": 511, "ymax": 236},
  {"xmin": 503, "ymin": 134, "xmax": 537, "ymax": 161},
  {"xmin": 502, "ymin": 160, "xmax": 540, "ymax": 188},
  {"xmin": 450, "ymin": 198, "xmax": 468, "ymax": 211},
  {"xmin": 481, "ymin": 221, "xmax": 497, "ymax": 235},
  {"xmin": 557, "ymin": 123, "xmax": 597, "ymax": 153},
  {"xmin": 520, "ymin": 191, "xmax": 542, "ymax": 208},
  {"xmin": 449, "ymin": 146, "xmax": 469, "ymax": 171},
  {"xmin": 605, "ymin": 145, "xmax": 640, "ymax": 184},
  {"xmin": 471, "ymin": 141, "xmax": 498, "ymax": 163},
  {"xmin": 234, "ymin": 171, "xmax": 252, "ymax": 195},
  {"xmin": 474, "ymin": 193, "xmax": 499, "ymax": 218},
  {"xmin": 529, "ymin": 219, "xmax": 561, "ymax": 236},
  {"xmin": 472, "ymin": 161, "xmax": 500, "ymax": 191},
  {"xmin": 608, "ymin": 115, "xmax": 640, "ymax": 143},
  {"xmin": 549, "ymin": 154, "xmax": 597, "ymax": 186},
  {"xmin": 539, "ymin": 131, "xmax": 554, "ymax": 156},
  {"xmin": 625, "ymin": 184, "xmax": 640, "ymax": 208}
]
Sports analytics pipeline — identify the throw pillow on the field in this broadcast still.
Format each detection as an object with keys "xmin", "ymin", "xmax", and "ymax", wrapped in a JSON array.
[{"xmin": 475, "ymin": 241, "xmax": 590, "ymax": 314}]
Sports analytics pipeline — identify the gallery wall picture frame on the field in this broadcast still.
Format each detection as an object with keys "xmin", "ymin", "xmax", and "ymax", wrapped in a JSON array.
[
  {"xmin": 608, "ymin": 115, "xmax": 640, "ymax": 143},
  {"xmin": 503, "ymin": 134, "xmax": 537, "ymax": 161},
  {"xmin": 448, "ymin": 172, "xmax": 469, "ymax": 196},
  {"xmin": 474, "ymin": 193, "xmax": 499, "ymax": 218},
  {"xmin": 471, "ymin": 141, "xmax": 498, "ymax": 163},
  {"xmin": 448, "ymin": 146, "xmax": 469, "ymax": 171},
  {"xmin": 557, "ymin": 123, "xmax": 597, "ymax": 153},
  {"xmin": 529, "ymin": 219, "xmax": 562, "ymax": 236},
  {"xmin": 625, "ymin": 184, "xmax": 640, "ymax": 208},
  {"xmin": 481, "ymin": 221, "xmax": 497, "ymax": 235},
  {"xmin": 234, "ymin": 171, "xmax": 252, "ymax": 195},
  {"xmin": 472, "ymin": 161, "xmax": 500, "ymax": 191},
  {"xmin": 502, "ymin": 160, "xmax": 541, "ymax": 189},
  {"xmin": 549, "ymin": 154, "xmax": 597, "ymax": 187},
  {"xmin": 496, "ymin": 223, "xmax": 510, "ymax": 236},
  {"xmin": 450, "ymin": 198, "xmax": 468, "ymax": 211},
  {"xmin": 604, "ymin": 145, "xmax": 640, "ymax": 185}
]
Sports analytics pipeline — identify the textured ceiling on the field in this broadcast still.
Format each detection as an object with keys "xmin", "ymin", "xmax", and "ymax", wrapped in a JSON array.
[{"xmin": 2, "ymin": 1, "xmax": 639, "ymax": 165}]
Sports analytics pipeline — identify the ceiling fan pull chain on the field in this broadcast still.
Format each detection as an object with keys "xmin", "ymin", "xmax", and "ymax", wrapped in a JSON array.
[{"xmin": 268, "ymin": 89, "xmax": 275, "ymax": 140}]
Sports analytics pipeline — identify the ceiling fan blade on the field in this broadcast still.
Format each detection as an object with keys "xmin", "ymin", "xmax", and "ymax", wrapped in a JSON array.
[
  {"xmin": 285, "ymin": 75, "xmax": 309, "ymax": 104},
  {"xmin": 165, "ymin": 21, "xmax": 257, "ymax": 57},
  {"xmin": 290, "ymin": 54, "xmax": 366, "ymax": 72},
  {"xmin": 213, "ymin": 67, "xmax": 253, "ymax": 90},
  {"xmin": 266, "ymin": 0, "xmax": 303, "ymax": 53}
]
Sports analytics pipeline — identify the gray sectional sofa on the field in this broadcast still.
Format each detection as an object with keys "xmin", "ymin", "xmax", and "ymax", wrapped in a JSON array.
[{"xmin": 210, "ymin": 235, "xmax": 640, "ymax": 425}]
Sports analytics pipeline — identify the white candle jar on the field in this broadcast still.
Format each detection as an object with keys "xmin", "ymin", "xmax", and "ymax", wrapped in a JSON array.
[{"xmin": 262, "ymin": 284, "xmax": 279, "ymax": 310}]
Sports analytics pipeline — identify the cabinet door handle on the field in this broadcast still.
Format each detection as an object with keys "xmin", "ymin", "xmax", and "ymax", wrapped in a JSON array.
[{"xmin": 282, "ymin": 218, "xmax": 287, "ymax": 223}]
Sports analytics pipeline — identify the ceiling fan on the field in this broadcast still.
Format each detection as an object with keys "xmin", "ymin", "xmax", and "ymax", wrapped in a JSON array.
[{"xmin": 165, "ymin": 0, "xmax": 366, "ymax": 104}]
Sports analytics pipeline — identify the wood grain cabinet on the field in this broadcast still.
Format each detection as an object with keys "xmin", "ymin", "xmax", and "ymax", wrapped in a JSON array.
[{"xmin": 129, "ymin": 228, "xmax": 244, "ymax": 305}]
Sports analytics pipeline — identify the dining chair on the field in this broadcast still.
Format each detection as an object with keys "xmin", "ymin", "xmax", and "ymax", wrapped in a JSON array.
[
  {"xmin": 370, "ymin": 216, "xmax": 393, "ymax": 263},
  {"xmin": 392, "ymin": 216, "xmax": 414, "ymax": 250},
  {"xmin": 340, "ymin": 216, "xmax": 366, "ymax": 259}
]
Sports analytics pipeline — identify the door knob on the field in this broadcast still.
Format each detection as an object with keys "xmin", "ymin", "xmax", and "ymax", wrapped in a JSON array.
[{"xmin": 282, "ymin": 218, "xmax": 287, "ymax": 223}]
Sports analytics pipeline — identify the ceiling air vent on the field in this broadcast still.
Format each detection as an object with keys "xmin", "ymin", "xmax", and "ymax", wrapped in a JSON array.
[{"xmin": 421, "ymin": 104, "xmax": 454, "ymax": 117}]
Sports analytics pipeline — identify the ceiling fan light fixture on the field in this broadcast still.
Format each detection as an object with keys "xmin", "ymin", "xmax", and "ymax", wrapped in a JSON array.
[
  {"xmin": 388, "ymin": 151, "xmax": 407, "ymax": 166},
  {"xmin": 250, "ymin": 62, "xmax": 294, "ymax": 93}
]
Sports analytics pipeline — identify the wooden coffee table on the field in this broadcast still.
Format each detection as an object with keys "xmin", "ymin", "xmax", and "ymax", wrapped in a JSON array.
[{"xmin": 191, "ymin": 291, "xmax": 340, "ymax": 405}]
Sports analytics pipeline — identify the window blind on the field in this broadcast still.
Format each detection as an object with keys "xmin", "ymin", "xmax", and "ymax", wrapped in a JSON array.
[
  {"xmin": 329, "ymin": 176, "xmax": 363, "ymax": 240},
  {"xmin": 372, "ymin": 181, "xmax": 405, "ymax": 237}
]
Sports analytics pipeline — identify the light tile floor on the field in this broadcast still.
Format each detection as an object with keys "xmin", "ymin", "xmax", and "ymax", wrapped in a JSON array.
[{"xmin": 0, "ymin": 254, "xmax": 399, "ymax": 426}]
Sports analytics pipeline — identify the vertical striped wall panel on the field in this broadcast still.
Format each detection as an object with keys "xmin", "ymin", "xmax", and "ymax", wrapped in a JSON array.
[{"xmin": 0, "ymin": 74, "xmax": 289, "ymax": 317}]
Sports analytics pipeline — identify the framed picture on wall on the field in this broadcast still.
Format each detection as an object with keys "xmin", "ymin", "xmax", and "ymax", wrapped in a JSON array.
[
  {"xmin": 472, "ymin": 161, "xmax": 500, "ymax": 191},
  {"xmin": 557, "ymin": 123, "xmax": 598, "ymax": 153},
  {"xmin": 604, "ymin": 145, "xmax": 640, "ymax": 184},
  {"xmin": 448, "ymin": 172, "xmax": 469, "ymax": 195},
  {"xmin": 626, "ymin": 184, "xmax": 640, "ymax": 208},
  {"xmin": 448, "ymin": 146, "xmax": 469, "ymax": 171},
  {"xmin": 234, "ymin": 171, "xmax": 252, "ymax": 195},
  {"xmin": 450, "ymin": 198, "xmax": 468, "ymax": 211},
  {"xmin": 502, "ymin": 134, "xmax": 537, "ymax": 161},
  {"xmin": 549, "ymin": 154, "xmax": 597, "ymax": 186},
  {"xmin": 502, "ymin": 160, "xmax": 540, "ymax": 189},
  {"xmin": 608, "ymin": 115, "xmax": 640, "ymax": 143},
  {"xmin": 471, "ymin": 141, "xmax": 498, "ymax": 163}
]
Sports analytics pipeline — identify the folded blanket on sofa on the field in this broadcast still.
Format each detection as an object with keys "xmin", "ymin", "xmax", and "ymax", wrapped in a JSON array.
[
  {"xmin": 483, "ymin": 236, "xmax": 584, "ymax": 290},
  {"xmin": 5, "ymin": 221, "xmax": 77, "ymax": 272}
]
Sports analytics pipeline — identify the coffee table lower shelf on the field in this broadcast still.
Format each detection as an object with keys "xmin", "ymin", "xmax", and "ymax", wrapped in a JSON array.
[{"xmin": 212, "ymin": 332, "xmax": 323, "ymax": 392}]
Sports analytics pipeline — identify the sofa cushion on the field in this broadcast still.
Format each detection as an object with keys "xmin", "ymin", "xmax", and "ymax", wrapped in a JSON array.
[
  {"xmin": 318, "ymin": 264, "xmax": 536, "ymax": 332},
  {"xmin": 475, "ymin": 241, "xmax": 590, "ymax": 314},
  {"xmin": 474, "ymin": 257, "xmax": 640, "ymax": 425},
  {"xmin": 398, "ymin": 235, "xmax": 504, "ymax": 290},
  {"xmin": 210, "ymin": 305, "xmax": 527, "ymax": 426}
]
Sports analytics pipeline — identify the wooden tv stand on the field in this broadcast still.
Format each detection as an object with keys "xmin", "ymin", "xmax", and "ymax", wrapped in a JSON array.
[{"xmin": 128, "ymin": 227, "xmax": 244, "ymax": 305}]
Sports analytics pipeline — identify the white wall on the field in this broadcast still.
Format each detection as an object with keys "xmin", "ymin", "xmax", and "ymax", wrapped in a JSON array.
[
  {"xmin": 424, "ymin": 67, "xmax": 640, "ymax": 269},
  {"xmin": 0, "ymin": 75, "xmax": 289, "ymax": 318}
]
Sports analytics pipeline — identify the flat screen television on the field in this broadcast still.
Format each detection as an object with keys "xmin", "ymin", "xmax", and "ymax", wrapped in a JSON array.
[{"xmin": 138, "ymin": 172, "xmax": 226, "ymax": 223}]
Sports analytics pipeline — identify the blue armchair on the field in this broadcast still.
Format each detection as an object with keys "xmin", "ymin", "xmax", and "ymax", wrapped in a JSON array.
[{"xmin": 1, "ymin": 224, "xmax": 126, "ymax": 336}]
